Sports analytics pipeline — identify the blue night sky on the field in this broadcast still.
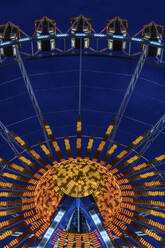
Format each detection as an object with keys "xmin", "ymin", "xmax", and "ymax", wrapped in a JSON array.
[
  {"xmin": 0, "ymin": 0, "xmax": 164, "ymax": 158},
  {"xmin": 0, "ymin": 1, "xmax": 165, "ymax": 247}
]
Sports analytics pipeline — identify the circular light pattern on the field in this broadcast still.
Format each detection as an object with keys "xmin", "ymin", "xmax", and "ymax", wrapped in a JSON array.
[
  {"xmin": 95, "ymin": 173, "xmax": 122, "ymax": 225},
  {"xmin": 0, "ymin": 117, "xmax": 165, "ymax": 248},
  {"xmin": 53, "ymin": 159, "xmax": 106, "ymax": 198},
  {"xmin": 34, "ymin": 166, "xmax": 62, "ymax": 222},
  {"xmin": 34, "ymin": 158, "xmax": 122, "ymax": 226}
]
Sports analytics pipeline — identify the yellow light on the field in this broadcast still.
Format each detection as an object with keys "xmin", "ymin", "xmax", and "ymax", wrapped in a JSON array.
[
  {"xmin": 0, "ymin": 220, "xmax": 10, "ymax": 229},
  {"xmin": 148, "ymin": 219, "xmax": 165, "ymax": 230},
  {"xmin": 139, "ymin": 237, "xmax": 154, "ymax": 248},
  {"xmin": 0, "ymin": 230, "xmax": 13, "ymax": 240},
  {"xmin": 11, "ymin": 163, "xmax": 24, "ymax": 172},
  {"xmin": 45, "ymin": 124, "xmax": 53, "ymax": 136},
  {"xmin": 0, "ymin": 182, "xmax": 12, "ymax": 188},
  {"xmin": 40, "ymin": 144, "xmax": 50, "ymax": 156},
  {"xmin": 150, "ymin": 210, "xmax": 165, "ymax": 218},
  {"xmin": 145, "ymin": 229, "xmax": 162, "ymax": 242},
  {"xmin": 87, "ymin": 137, "xmax": 94, "ymax": 150},
  {"xmin": 111, "ymin": 168, "xmax": 118, "ymax": 174},
  {"xmin": 155, "ymin": 154, "xmax": 165, "ymax": 161},
  {"xmin": 0, "ymin": 192, "xmax": 9, "ymax": 197},
  {"xmin": 133, "ymin": 162, "xmax": 147, "ymax": 171},
  {"xmin": 2, "ymin": 173, "xmax": 17, "ymax": 180},
  {"xmin": 132, "ymin": 136, "xmax": 143, "ymax": 145},
  {"xmin": 52, "ymin": 141, "xmax": 60, "ymax": 152},
  {"xmin": 105, "ymin": 125, "xmax": 113, "ymax": 136},
  {"xmin": 127, "ymin": 155, "xmax": 139, "ymax": 164},
  {"xmin": 140, "ymin": 172, "xmax": 155, "ymax": 178},
  {"xmin": 25, "ymin": 214, "xmax": 39, "ymax": 225},
  {"xmin": 147, "ymin": 191, "xmax": 165, "ymax": 196},
  {"xmin": 4, "ymin": 238, "xmax": 18, "ymax": 248},
  {"xmin": 118, "ymin": 178, "xmax": 129, "ymax": 184},
  {"xmin": 77, "ymin": 138, "xmax": 81, "ymax": 149},
  {"xmin": 77, "ymin": 121, "xmax": 82, "ymax": 132},
  {"xmin": 30, "ymin": 150, "xmax": 40, "ymax": 159},
  {"xmin": 107, "ymin": 144, "xmax": 118, "ymax": 155},
  {"xmin": 144, "ymin": 181, "xmax": 160, "ymax": 187},
  {"xmin": 19, "ymin": 156, "xmax": 32, "ymax": 166},
  {"xmin": 97, "ymin": 141, "xmax": 105, "ymax": 152},
  {"xmin": 22, "ymin": 204, "xmax": 35, "ymax": 211},
  {"xmin": 150, "ymin": 200, "xmax": 165, "ymax": 207},
  {"xmin": 117, "ymin": 150, "xmax": 127, "ymax": 159},
  {"xmin": 22, "ymin": 191, "xmax": 34, "ymax": 197},
  {"xmin": 64, "ymin": 137, "xmax": 71, "ymax": 153},
  {"xmin": 15, "ymin": 136, "xmax": 25, "ymax": 146}
]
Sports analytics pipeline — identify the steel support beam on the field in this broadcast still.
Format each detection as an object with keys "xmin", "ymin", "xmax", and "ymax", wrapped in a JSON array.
[
  {"xmin": 134, "ymin": 114, "xmax": 165, "ymax": 157},
  {"xmin": 0, "ymin": 120, "xmax": 51, "ymax": 171},
  {"xmin": 0, "ymin": 121, "xmax": 19, "ymax": 154},
  {"xmin": 38, "ymin": 196, "xmax": 114, "ymax": 248},
  {"xmin": 37, "ymin": 209, "xmax": 66, "ymax": 248},
  {"xmin": 130, "ymin": 114, "xmax": 165, "ymax": 179},
  {"xmin": 38, "ymin": 197, "xmax": 75, "ymax": 248},
  {"xmin": 66, "ymin": 212, "xmax": 75, "ymax": 231},
  {"xmin": 89, "ymin": 209, "xmax": 115, "ymax": 248},
  {"xmin": 76, "ymin": 198, "xmax": 81, "ymax": 233},
  {"xmin": 80, "ymin": 198, "xmax": 114, "ymax": 248},
  {"xmin": 146, "ymin": 114, "xmax": 165, "ymax": 148},
  {"xmin": 108, "ymin": 46, "xmax": 148, "ymax": 148},
  {"xmin": 15, "ymin": 47, "xmax": 51, "ymax": 152},
  {"xmin": 78, "ymin": 38, "xmax": 82, "ymax": 115},
  {"xmin": 0, "ymin": 33, "xmax": 164, "ymax": 49}
]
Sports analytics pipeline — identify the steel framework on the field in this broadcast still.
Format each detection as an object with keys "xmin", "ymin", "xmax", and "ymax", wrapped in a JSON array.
[
  {"xmin": 0, "ymin": 121, "xmax": 19, "ymax": 154},
  {"xmin": 108, "ymin": 45, "xmax": 148, "ymax": 148},
  {"xmin": 134, "ymin": 114, "xmax": 165, "ymax": 169},
  {"xmin": 0, "ymin": 23, "xmax": 164, "ymax": 248},
  {"xmin": 133, "ymin": 113, "xmax": 165, "ymax": 159},
  {"xmin": 15, "ymin": 47, "xmax": 52, "ymax": 152},
  {"xmin": 121, "ymin": 114, "xmax": 165, "ymax": 180},
  {"xmin": 38, "ymin": 196, "xmax": 113, "ymax": 248},
  {"xmin": 0, "ymin": 33, "xmax": 164, "ymax": 49}
]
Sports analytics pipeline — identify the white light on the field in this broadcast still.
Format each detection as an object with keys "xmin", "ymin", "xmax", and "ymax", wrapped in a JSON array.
[
  {"xmin": 56, "ymin": 34, "xmax": 68, "ymax": 38},
  {"xmin": 112, "ymin": 35, "xmax": 123, "ymax": 39},
  {"xmin": 131, "ymin": 37, "xmax": 142, "ymax": 42},
  {"xmin": 54, "ymin": 210, "xmax": 65, "ymax": 223},
  {"xmin": 91, "ymin": 213, "xmax": 101, "ymax": 225},
  {"xmin": 19, "ymin": 37, "xmax": 30, "ymax": 42},
  {"xmin": 100, "ymin": 230, "xmax": 110, "ymax": 243},
  {"xmin": 74, "ymin": 33, "xmax": 87, "ymax": 37},
  {"xmin": 150, "ymin": 41, "xmax": 161, "ymax": 46},
  {"xmin": 37, "ymin": 210, "xmax": 65, "ymax": 248},
  {"xmin": 37, "ymin": 35, "xmax": 50, "ymax": 39},
  {"xmin": 94, "ymin": 34, "xmax": 106, "ymax": 37}
]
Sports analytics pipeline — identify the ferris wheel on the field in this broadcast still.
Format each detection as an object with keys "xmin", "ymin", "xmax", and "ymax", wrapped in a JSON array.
[{"xmin": 0, "ymin": 15, "xmax": 165, "ymax": 248}]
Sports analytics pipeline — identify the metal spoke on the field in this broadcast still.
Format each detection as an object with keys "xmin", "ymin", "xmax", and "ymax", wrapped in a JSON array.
[
  {"xmin": 78, "ymin": 207, "xmax": 80, "ymax": 232},
  {"xmin": 108, "ymin": 46, "xmax": 148, "ymax": 148},
  {"xmin": 66, "ymin": 212, "xmax": 74, "ymax": 231},
  {"xmin": 0, "ymin": 33, "xmax": 164, "ymax": 49},
  {"xmin": 15, "ymin": 47, "xmax": 52, "ymax": 152},
  {"xmin": 0, "ymin": 121, "xmax": 19, "ymax": 154},
  {"xmin": 78, "ymin": 38, "xmax": 83, "ymax": 115},
  {"xmin": 89, "ymin": 209, "xmax": 115, "ymax": 248},
  {"xmin": 136, "ymin": 114, "xmax": 165, "ymax": 157},
  {"xmin": 38, "ymin": 209, "xmax": 66, "ymax": 248},
  {"xmin": 130, "ymin": 114, "xmax": 165, "ymax": 179}
]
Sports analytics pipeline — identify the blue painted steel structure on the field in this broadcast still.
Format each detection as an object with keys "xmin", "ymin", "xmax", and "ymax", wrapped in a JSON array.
[
  {"xmin": 38, "ymin": 196, "xmax": 113, "ymax": 248},
  {"xmin": 0, "ymin": 6, "xmax": 165, "ymax": 246},
  {"xmin": 108, "ymin": 46, "xmax": 148, "ymax": 148},
  {"xmin": 0, "ymin": 33, "xmax": 164, "ymax": 49},
  {"xmin": 15, "ymin": 47, "xmax": 52, "ymax": 152}
]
